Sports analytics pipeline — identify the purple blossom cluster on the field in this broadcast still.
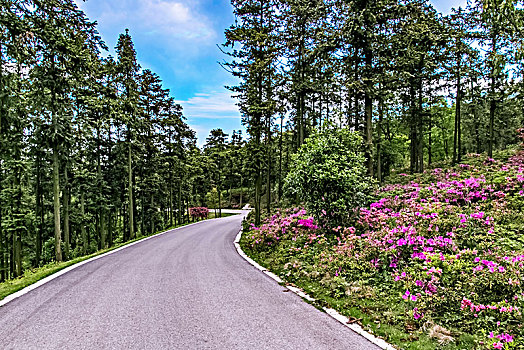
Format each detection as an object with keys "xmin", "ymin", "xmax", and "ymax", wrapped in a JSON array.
[{"xmin": 189, "ymin": 207, "xmax": 209, "ymax": 220}]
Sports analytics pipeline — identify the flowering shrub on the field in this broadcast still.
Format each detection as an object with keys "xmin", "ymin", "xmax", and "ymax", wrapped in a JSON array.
[
  {"xmin": 189, "ymin": 207, "xmax": 209, "ymax": 221},
  {"xmin": 243, "ymin": 136, "xmax": 524, "ymax": 349}
]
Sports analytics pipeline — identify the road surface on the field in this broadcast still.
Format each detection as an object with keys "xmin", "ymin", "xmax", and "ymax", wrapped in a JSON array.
[{"xmin": 0, "ymin": 213, "xmax": 379, "ymax": 350}]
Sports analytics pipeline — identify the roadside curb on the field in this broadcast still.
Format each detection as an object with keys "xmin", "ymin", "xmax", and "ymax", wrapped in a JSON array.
[
  {"xmin": 0, "ymin": 220, "xmax": 209, "ymax": 308},
  {"xmin": 234, "ymin": 229, "xmax": 396, "ymax": 350}
]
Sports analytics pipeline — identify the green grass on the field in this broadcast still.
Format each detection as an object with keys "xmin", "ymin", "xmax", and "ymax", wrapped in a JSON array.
[
  {"xmin": 239, "ymin": 237, "xmax": 478, "ymax": 350},
  {"xmin": 0, "ymin": 212, "xmax": 240, "ymax": 301},
  {"xmin": 207, "ymin": 211, "xmax": 236, "ymax": 219}
]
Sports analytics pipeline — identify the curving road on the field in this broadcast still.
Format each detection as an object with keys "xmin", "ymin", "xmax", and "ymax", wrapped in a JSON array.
[{"xmin": 0, "ymin": 213, "xmax": 379, "ymax": 350}]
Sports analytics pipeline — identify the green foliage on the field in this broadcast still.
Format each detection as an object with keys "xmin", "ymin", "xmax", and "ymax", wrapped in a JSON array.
[
  {"xmin": 243, "ymin": 141, "xmax": 524, "ymax": 349},
  {"xmin": 0, "ymin": 1, "xmax": 203, "ymax": 282},
  {"xmin": 221, "ymin": 0, "xmax": 524, "ymax": 227},
  {"xmin": 205, "ymin": 188, "xmax": 219, "ymax": 208},
  {"xmin": 284, "ymin": 128, "xmax": 376, "ymax": 228}
]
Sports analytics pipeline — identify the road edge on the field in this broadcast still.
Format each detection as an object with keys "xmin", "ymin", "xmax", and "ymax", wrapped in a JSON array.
[
  {"xmin": 233, "ymin": 229, "xmax": 396, "ymax": 350},
  {"xmin": 0, "ymin": 219, "xmax": 212, "ymax": 308}
]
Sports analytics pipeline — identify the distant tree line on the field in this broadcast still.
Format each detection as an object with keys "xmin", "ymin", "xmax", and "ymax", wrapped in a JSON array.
[{"xmin": 222, "ymin": 0, "xmax": 524, "ymax": 224}]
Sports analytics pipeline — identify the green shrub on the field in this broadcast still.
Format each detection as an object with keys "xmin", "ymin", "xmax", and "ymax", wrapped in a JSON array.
[{"xmin": 284, "ymin": 127, "xmax": 376, "ymax": 228}]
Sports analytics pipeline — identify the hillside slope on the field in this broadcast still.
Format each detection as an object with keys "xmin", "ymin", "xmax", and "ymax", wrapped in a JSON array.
[{"xmin": 241, "ymin": 130, "xmax": 524, "ymax": 349}]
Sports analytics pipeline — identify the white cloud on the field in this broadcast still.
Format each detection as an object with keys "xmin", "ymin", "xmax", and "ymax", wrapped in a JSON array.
[
  {"xmin": 140, "ymin": 0, "xmax": 215, "ymax": 41},
  {"xmin": 75, "ymin": 0, "xmax": 216, "ymax": 44},
  {"xmin": 145, "ymin": 1, "xmax": 191, "ymax": 23},
  {"xmin": 177, "ymin": 90, "xmax": 243, "ymax": 147},
  {"xmin": 177, "ymin": 90, "xmax": 241, "ymax": 120}
]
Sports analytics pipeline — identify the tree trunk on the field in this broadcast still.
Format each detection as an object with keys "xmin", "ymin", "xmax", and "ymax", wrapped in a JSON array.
[
  {"xmin": 107, "ymin": 121, "xmax": 114, "ymax": 246},
  {"xmin": 95, "ymin": 212, "xmax": 100, "ymax": 250},
  {"xmin": 52, "ymin": 145, "xmax": 62, "ymax": 262},
  {"xmin": 169, "ymin": 182, "xmax": 173, "ymax": 227},
  {"xmin": 13, "ymin": 145, "xmax": 22, "ymax": 277},
  {"xmin": 108, "ymin": 210, "xmax": 113, "ymax": 247},
  {"xmin": 150, "ymin": 195, "xmax": 154, "ymax": 234},
  {"xmin": 14, "ymin": 195, "xmax": 21, "ymax": 278},
  {"xmin": 63, "ymin": 166, "xmax": 70, "ymax": 260},
  {"xmin": 428, "ymin": 114, "xmax": 432, "ymax": 166},
  {"xmin": 100, "ymin": 209, "xmax": 106, "ymax": 249},
  {"xmin": 96, "ymin": 125, "xmax": 105, "ymax": 248},
  {"xmin": 218, "ymin": 185, "xmax": 222, "ymax": 218},
  {"xmin": 13, "ymin": 67, "xmax": 23, "ymax": 276},
  {"xmin": 122, "ymin": 195, "xmax": 128, "ymax": 242},
  {"xmin": 364, "ymin": 42, "xmax": 374, "ymax": 177},
  {"xmin": 255, "ymin": 173, "xmax": 261, "ymax": 226},
  {"xmin": 418, "ymin": 106, "xmax": 424, "ymax": 172},
  {"xmin": 9, "ymin": 236, "xmax": 13, "ymax": 279},
  {"xmin": 186, "ymin": 198, "xmax": 190, "ymax": 223},
  {"xmin": 13, "ymin": 179, "xmax": 21, "ymax": 278},
  {"xmin": 352, "ymin": 49, "xmax": 359, "ymax": 132},
  {"xmin": 471, "ymin": 79, "xmax": 481, "ymax": 154},
  {"xmin": 488, "ymin": 97, "xmax": 496, "ymax": 157},
  {"xmin": 178, "ymin": 182, "xmax": 182, "ymax": 225},
  {"xmin": 254, "ymin": 105, "xmax": 262, "ymax": 225},
  {"xmin": 50, "ymin": 52, "xmax": 62, "ymax": 262},
  {"xmin": 417, "ymin": 62, "xmax": 424, "ymax": 173},
  {"xmin": 140, "ymin": 191, "xmax": 145, "ymax": 236},
  {"xmin": 443, "ymin": 126, "xmax": 448, "ymax": 159},
  {"xmin": 297, "ymin": 23, "xmax": 306, "ymax": 148},
  {"xmin": 254, "ymin": 58, "xmax": 263, "ymax": 225},
  {"xmin": 278, "ymin": 116, "xmax": 283, "ymax": 202},
  {"xmin": 453, "ymin": 54, "xmax": 462, "ymax": 164},
  {"xmin": 81, "ymin": 192, "xmax": 87, "ymax": 255},
  {"xmin": 409, "ymin": 84, "xmax": 417, "ymax": 174},
  {"xmin": 14, "ymin": 233, "xmax": 21, "ymax": 278},
  {"xmin": 240, "ymin": 176, "xmax": 243, "ymax": 208},
  {"xmin": 377, "ymin": 96, "xmax": 383, "ymax": 184},
  {"xmin": 127, "ymin": 141, "xmax": 134, "ymax": 240},
  {"xmin": 488, "ymin": 33, "xmax": 498, "ymax": 158},
  {"xmin": 457, "ymin": 88, "xmax": 462, "ymax": 163},
  {"xmin": 266, "ymin": 129, "xmax": 271, "ymax": 214},
  {"xmin": 0, "ymin": 40, "xmax": 4, "ymax": 281},
  {"xmin": 36, "ymin": 152, "xmax": 43, "ymax": 266},
  {"xmin": 228, "ymin": 182, "xmax": 232, "ymax": 208}
]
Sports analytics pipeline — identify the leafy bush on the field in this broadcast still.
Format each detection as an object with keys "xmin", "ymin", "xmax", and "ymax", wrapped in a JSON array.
[
  {"xmin": 284, "ymin": 127, "xmax": 376, "ymax": 228},
  {"xmin": 42, "ymin": 237, "xmax": 66, "ymax": 264}
]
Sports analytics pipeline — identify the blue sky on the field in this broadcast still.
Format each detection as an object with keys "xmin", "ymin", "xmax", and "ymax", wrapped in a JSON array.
[{"xmin": 75, "ymin": 0, "xmax": 466, "ymax": 146}]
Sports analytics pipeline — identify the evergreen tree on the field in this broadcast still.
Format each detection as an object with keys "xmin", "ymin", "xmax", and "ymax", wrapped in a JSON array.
[{"xmin": 115, "ymin": 29, "xmax": 140, "ymax": 241}]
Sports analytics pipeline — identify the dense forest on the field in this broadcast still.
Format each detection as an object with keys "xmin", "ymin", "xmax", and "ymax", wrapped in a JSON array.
[
  {"xmin": 222, "ymin": 0, "xmax": 524, "ymax": 225},
  {"xmin": 0, "ymin": 0, "xmax": 242, "ymax": 281},
  {"xmin": 0, "ymin": 0, "xmax": 523, "ymax": 288},
  {"xmin": 229, "ymin": 1, "xmax": 524, "ymax": 347}
]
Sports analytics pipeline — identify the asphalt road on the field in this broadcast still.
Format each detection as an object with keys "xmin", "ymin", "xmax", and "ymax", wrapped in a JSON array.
[{"xmin": 0, "ymin": 213, "xmax": 379, "ymax": 350}]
